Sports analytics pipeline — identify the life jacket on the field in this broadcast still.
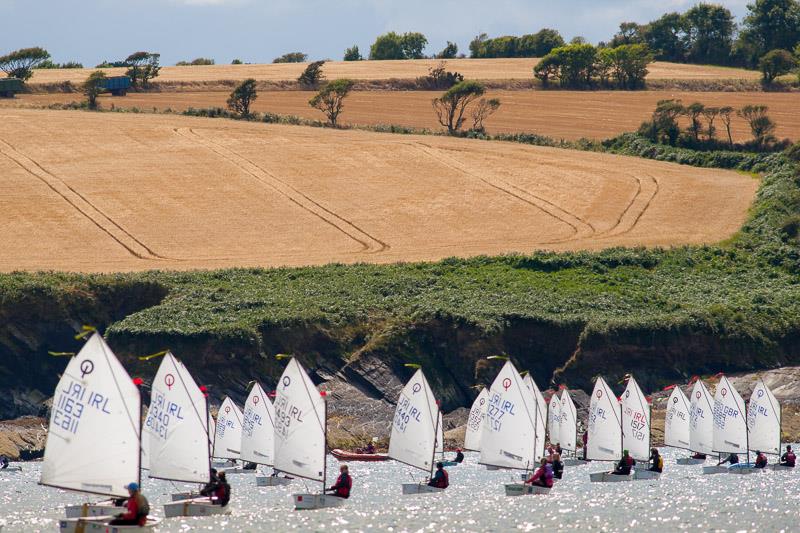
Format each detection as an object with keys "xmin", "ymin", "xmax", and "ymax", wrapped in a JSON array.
[
  {"xmin": 657, "ymin": 456, "xmax": 663, "ymax": 470},
  {"xmin": 333, "ymin": 473, "xmax": 352, "ymax": 498},
  {"xmin": 214, "ymin": 482, "xmax": 231, "ymax": 506},
  {"xmin": 786, "ymin": 452, "xmax": 796, "ymax": 466},
  {"xmin": 433, "ymin": 469, "xmax": 449, "ymax": 488},
  {"xmin": 756, "ymin": 453, "xmax": 767, "ymax": 467}
]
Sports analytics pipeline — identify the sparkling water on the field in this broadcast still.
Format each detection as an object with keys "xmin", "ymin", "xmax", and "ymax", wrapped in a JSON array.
[{"xmin": 1, "ymin": 447, "xmax": 797, "ymax": 532}]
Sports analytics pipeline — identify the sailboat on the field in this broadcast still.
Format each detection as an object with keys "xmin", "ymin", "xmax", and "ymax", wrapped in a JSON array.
[
  {"xmin": 145, "ymin": 353, "xmax": 230, "ymax": 518},
  {"xmin": 41, "ymin": 333, "xmax": 159, "ymax": 531},
  {"xmin": 621, "ymin": 377, "xmax": 656, "ymax": 481},
  {"xmin": 212, "ymin": 397, "xmax": 251, "ymax": 474},
  {"xmin": 241, "ymin": 382, "xmax": 290, "ymax": 486},
  {"xmin": 687, "ymin": 379, "xmax": 717, "ymax": 469},
  {"xmin": 273, "ymin": 357, "xmax": 341, "ymax": 510},
  {"xmin": 663, "ymin": 385, "xmax": 693, "ymax": 464},
  {"xmin": 388, "ymin": 368, "xmax": 443, "ymax": 495},
  {"xmin": 747, "ymin": 379, "xmax": 783, "ymax": 470},
  {"xmin": 463, "ymin": 388, "xmax": 488, "ymax": 454},
  {"xmin": 710, "ymin": 376, "xmax": 754, "ymax": 475},
  {"xmin": 559, "ymin": 389, "xmax": 584, "ymax": 466},
  {"xmin": 547, "ymin": 390, "xmax": 562, "ymax": 448},
  {"xmin": 587, "ymin": 377, "xmax": 629, "ymax": 482}
]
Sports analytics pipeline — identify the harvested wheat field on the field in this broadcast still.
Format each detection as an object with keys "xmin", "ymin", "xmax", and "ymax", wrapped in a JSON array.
[
  {"xmin": 8, "ymin": 90, "xmax": 800, "ymax": 143},
  {"xmin": 0, "ymin": 108, "xmax": 757, "ymax": 272},
  {"xmin": 28, "ymin": 59, "xmax": 761, "ymax": 85}
]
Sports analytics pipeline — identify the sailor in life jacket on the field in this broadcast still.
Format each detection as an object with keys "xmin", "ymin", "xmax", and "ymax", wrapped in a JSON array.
[
  {"xmin": 327, "ymin": 465, "xmax": 353, "ymax": 498},
  {"xmin": 754, "ymin": 451, "xmax": 768, "ymax": 469},
  {"xmin": 212, "ymin": 471, "xmax": 231, "ymax": 506},
  {"xmin": 613, "ymin": 450, "xmax": 636, "ymax": 475},
  {"xmin": 428, "ymin": 462, "xmax": 449, "ymax": 489},
  {"xmin": 109, "ymin": 482, "xmax": 150, "ymax": 526},
  {"xmin": 780, "ymin": 446, "xmax": 796, "ymax": 467},
  {"xmin": 649, "ymin": 448, "xmax": 664, "ymax": 473},
  {"xmin": 526, "ymin": 457, "xmax": 554, "ymax": 488}
]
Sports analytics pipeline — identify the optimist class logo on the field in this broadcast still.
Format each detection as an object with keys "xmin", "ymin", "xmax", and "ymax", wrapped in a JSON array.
[
  {"xmin": 757, "ymin": 389, "xmax": 764, "ymax": 398},
  {"xmin": 596, "ymin": 390, "xmax": 603, "ymax": 398},
  {"xmin": 673, "ymin": 397, "xmax": 678, "ymax": 404},
  {"xmin": 479, "ymin": 398, "xmax": 485, "ymax": 406},
  {"xmin": 502, "ymin": 378, "xmax": 511, "ymax": 391},
  {"xmin": 79, "ymin": 360, "xmax": 94, "ymax": 378},
  {"xmin": 696, "ymin": 391, "xmax": 701, "ymax": 399},
  {"xmin": 412, "ymin": 383, "xmax": 421, "ymax": 394},
  {"xmin": 224, "ymin": 406, "xmax": 230, "ymax": 414},
  {"xmin": 253, "ymin": 396, "xmax": 259, "ymax": 404},
  {"xmin": 282, "ymin": 376, "xmax": 291, "ymax": 387},
  {"xmin": 625, "ymin": 390, "xmax": 630, "ymax": 399},
  {"xmin": 721, "ymin": 388, "xmax": 727, "ymax": 397},
  {"xmin": 165, "ymin": 373, "xmax": 175, "ymax": 390}
]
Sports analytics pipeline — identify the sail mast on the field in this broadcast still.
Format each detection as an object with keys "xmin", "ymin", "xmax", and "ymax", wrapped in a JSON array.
[{"xmin": 430, "ymin": 401, "xmax": 441, "ymax": 478}]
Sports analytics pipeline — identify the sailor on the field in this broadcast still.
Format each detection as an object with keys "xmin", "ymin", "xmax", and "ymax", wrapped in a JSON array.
[
  {"xmin": 326, "ymin": 465, "xmax": 353, "ymax": 498},
  {"xmin": 649, "ymin": 448, "xmax": 663, "ymax": 473},
  {"xmin": 582, "ymin": 431, "xmax": 589, "ymax": 460},
  {"xmin": 612, "ymin": 450, "xmax": 635, "ymax": 475},
  {"xmin": 717, "ymin": 453, "xmax": 739, "ymax": 466},
  {"xmin": 554, "ymin": 443, "xmax": 563, "ymax": 456},
  {"xmin": 754, "ymin": 450, "xmax": 768, "ymax": 468},
  {"xmin": 525, "ymin": 457, "xmax": 554, "ymax": 488},
  {"xmin": 691, "ymin": 452, "xmax": 707, "ymax": 460},
  {"xmin": 0, "ymin": 455, "xmax": 9, "ymax": 469},
  {"xmin": 427, "ymin": 462, "xmax": 449, "ymax": 489},
  {"xmin": 243, "ymin": 462, "xmax": 257, "ymax": 470},
  {"xmin": 551, "ymin": 452, "xmax": 564, "ymax": 479},
  {"xmin": 200, "ymin": 468, "xmax": 219, "ymax": 496},
  {"xmin": 212, "ymin": 471, "xmax": 231, "ymax": 506},
  {"xmin": 780, "ymin": 446, "xmax": 796, "ymax": 467},
  {"xmin": 364, "ymin": 442, "xmax": 376, "ymax": 454},
  {"xmin": 109, "ymin": 482, "xmax": 149, "ymax": 526},
  {"xmin": 454, "ymin": 448, "xmax": 465, "ymax": 463}
]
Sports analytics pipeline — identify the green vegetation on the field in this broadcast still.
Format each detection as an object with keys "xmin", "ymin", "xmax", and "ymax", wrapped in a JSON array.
[
  {"xmin": 35, "ymin": 60, "xmax": 83, "ymax": 69},
  {"xmin": 175, "ymin": 58, "xmax": 215, "ymax": 66},
  {"xmin": 431, "ymin": 80, "xmax": 487, "ymax": 134},
  {"xmin": 298, "ymin": 60, "xmax": 325, "ymax": 88},
  {"xmin": 416, "ymin": 61, "xmax": 464, "ymax": 90},
  {"xmin": 309, "ymin": 78, "xmax": 354, "ymax": 126},
  {"xmin": 343, "ymin": 45, "xmax": 362, "ymax": 61},
  {"xmin": 469, "ymin": 29, "xmax": 565, "ymax": 58},
  {"xmin": 226, "ymin": 78, "xmax": 258, "ymax": 118},
  {"xmin": 534, "ymin": 43, "xmax": 652, "ymax": 89},
  {"xmin": 83, "ymin": 71, "xmax": 107, "ymax": 110},
  {"xmin": 125, "ymin": 51, "xmax": 160, "ymax": 88},
  {"xmin": 0, "ymin": 47, "xmax": 51, "ymax": 81},
  {"xmin": 370, "ymin": 32, "xmax": 428, "ymax": 60},
  {"xmin": 273, "ymin": 52, "xmax": 307, "ymax": 64},
  {"xmin": 436, "ymin": 41, "xmax": 459, "ymax": 59},
  {"xmin": 759, "ymin": 49, "xmax": 798, "ymax": 82}
]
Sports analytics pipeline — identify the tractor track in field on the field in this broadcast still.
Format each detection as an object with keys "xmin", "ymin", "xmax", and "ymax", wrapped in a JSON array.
[
  {"xmin": 412, "ymin": 142, "xmax": 596, "ymax": 244},
  {"xmin": 0, "ymin": 136, "xmax": 168, "ymax": 261},
  {"xmin": 175, "ymin": 127, "xmax": 390, "ymax": 254},
  {"xmin": 597, "ymin": 173, "xmax": 660, "ymax": 239}
]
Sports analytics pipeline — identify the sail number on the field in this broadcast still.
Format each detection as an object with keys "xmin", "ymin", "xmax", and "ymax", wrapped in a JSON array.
[
  {"xmin": 274, "ymin": 395, "xmax": 303, "ymax": 439},
  {"xmin": 242, "ymin": 408, "xmax": 262, "ymax": 437},
  {"xmin": 52, "ymin": 379, "xmax": 113, "ymax": 435},
  {"xmin": 393, "ymin": 394, "xmax": 423, "ymax": 433},
  {"xmin": 486, "ymin": 393, "xmax": 515, "ymax": 432},
  {"xmin": 713, "ymin": 400, "xmax": 739, "ymax": 429},
  {"xmin": 146, "ymin": 391, "xmax": 185, "ymax": 440}
]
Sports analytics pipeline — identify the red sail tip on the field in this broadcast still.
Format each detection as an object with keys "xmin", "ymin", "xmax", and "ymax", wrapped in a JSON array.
[
  {"xmin": 662, "ymin": 384, "xmax": 676, "ymax": 391},
  {"xmin": 320, "ymin": 391, "xmax": 328, "ymax": 397},
  {"xmin": 132, "ymin": 377, "xmax": 144, "ymax": 386}
]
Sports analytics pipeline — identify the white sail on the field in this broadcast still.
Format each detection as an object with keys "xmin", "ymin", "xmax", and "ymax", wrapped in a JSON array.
[
  {"xmin": 621, "ymin": 376, "xmax": 650, "ymax": 461},
  {"xmin": 712, "ymin": 376, "xmax": 748, "ymax": 455},
  {"xmin": 664, "ymin": 387, "xmax": 691, "ymax": 450},
  {"xmin": 273, "ymin": 358, "xmax": 326, "ymax": 482},
  {"xmin": 436, "ymin": 412, "xmax": 444, "ymax": 455},
  {"xmin": 559, "ymin": 389, "xmax": 578, "ymax": 453},
  {"xmin": 689, "ymin": 379, "xmax": 714, "ymax": 455},
  {"xmin": 41, "ymin": 334, "xmax": 141, "ymax": 497},
  {"xmin": 747, "ymin": 379, "xmax": 781, "ymax": 455},
  {"xmin": 241, "ymin": 382, "xmax": 275, "ymax": 466},
  {"xmin": 480, "ymin": 361, "xmax": 538, "ymax": 470},
  {"xmin": 145, "ymin": 352, "xmax": 210, "ymax": 483},
  {"xmin": 140, "ymin": 406, "xmax": 150, "ymax": 471},
  {"xmin": 212, "ymin": 397, "xmax": 243, "ymax": 460},
  {"xmin": 523, "ymin": 374, "xmax": 547, "ymax": 461},
  {"xmin": 547, "ymin": 391, "xmax": 562, "ymax": 446},
  {"xmin": 388, "ymin": 369, "xmax": 439, "ymax": 473},
  {"xmin": 587, "ymin": 377, "xmax": 622, "ymax": 461},
  {"xmin": 464, "ymin": 389, "xmax": 488, "ymax": 452}
]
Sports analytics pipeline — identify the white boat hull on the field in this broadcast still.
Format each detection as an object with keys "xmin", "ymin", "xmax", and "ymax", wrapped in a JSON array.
[
  {"xmin": 293, "ymin": 493, "xmax": 345, "ymax": 510},
  {"xmin": 676, "ymin": 457, "xmax": 706, "ymax": 465},
  {"xmin": 562, "ymin": 459, "xmax": 590, "ymax": 467},
  {"xmin": 504, "ymin": 483, "xmax": 551, "ymax": 496},
  {"xmin": 257, "ymin": 476, "xmax": 292, "ymax": 487},
  {"xmin": 222, "ymin": 467, "xmax": 256, "ymax": 475},
  {"xmin": 211, "ymin": 459, "xmax": 237, "ymax": 468},
  {"xmin": 59, "ymin": 517, "xmax": 161, "ymax": 533},
  {"xmin": 0, "ymin": 466, "xmax": 22, "ymax": 472},
  {"xmin": 589, "ymin": 472, "xmax": 633, "ymax": 483},
  {"xmin": 769, "ymin": 464, "xmax": 795, "ymax": 471},
  {"xmin": 702, "ymin": 465, "xmax": 729, "ymax": 475},
  {"xmin": 170, "ymin": 491, "xmax": 198, "ymax": 502},
  {"xmin": 728, "ymin": 466, "xmax": 762, "ymax": 475},
  {"xmin": 632, "ymin": 470, "xmax": 661, "ymax": 481},
  {"xmin": 64, "ymin": 502, "xmax": 125, "ymax": 519},
  {"xmin": 401, "ymin": 483, "xmax": 444, "ymax": 495},
  {"xmin": 163, "ymin": 498, "xmax": 230, "ymax": 518}
]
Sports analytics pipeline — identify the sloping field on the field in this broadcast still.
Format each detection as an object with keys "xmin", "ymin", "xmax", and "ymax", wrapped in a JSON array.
[
  {"xmin": 0, "ymin": 109, "xmax": 757, "ymax": 272},
  {"xmin": 7, "ymin": 90, "xmax": 800, "ymax": 142},
  {"xmin": 28, "ymin": 59, "xmax": 760, "ymax": 85}
]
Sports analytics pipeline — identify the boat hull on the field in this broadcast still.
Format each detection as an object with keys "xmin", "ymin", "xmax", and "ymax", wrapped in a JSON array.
[
  {"xmin": 0, "ymin": 466, "xmax": 22, "ymax": 472},
  {"xmin": 256, "ymin": 475, "xmax": 292, "ymax": 487},
  {"xmin": 221, "ymin": 467, "xmax": 256, "ymax": 475},
  {"xmin": 64, "ymin": 503, "xmax": 125, "ymax": 519},
  {"xmin": 211, "ymin": 459, "xmax": 237, "ymax": 468},
  {"xmin": 632, "ymin": 470, "xmax": 661, "ymax": 481},
  {"xmin": 330, "ymin": 449, "xmax": 389, "ymax": 462},
  {"xmin": 293, "ymin": 493, "xmax": 345, "ymax": 510},
  {"xmin": 163, "ymin": 498, "xmax": 230, "ymax": 518},
  {"xmin": 504, "ymin": 483, "xmax": 551, "ymax": 496},
  {"xmin": 562, "ymin": 459, "xmax": 590, "ymax": 467},
  {"xmin": 589, "ymin": 472, "xmax": 633, "ymax": 483},
  {"xmin": 702, "ymin": 465, "xmax": 729, "ymax": 475},
  {"xmin": 401, "ymin": 483, "xmax": 444, "ymax": 495},
  {"xmin": 728, "ymin": 464, "xmax": 762, "ymax": 475},
  {"xmin": 676, "ymin": 457, "xmax": 706, "ymax": 465},
  {"xmin": 59, "ymin": 517, "xmax": 161, "ymax": 533}
]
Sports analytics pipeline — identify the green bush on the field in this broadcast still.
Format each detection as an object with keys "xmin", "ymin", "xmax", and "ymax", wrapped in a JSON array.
[{"xmin": 273, "ymin": 52, "xmax": 307, "ymax": 64}]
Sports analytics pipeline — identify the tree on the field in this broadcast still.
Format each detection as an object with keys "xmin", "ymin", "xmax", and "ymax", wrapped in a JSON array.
[
  {"xmin": 298, "ymin": 60, "xmax": 325, "ymax": 88},
  {"xmin": 738, "ymin": 104, "xmax": 777, "ymax": 146},
  {"xmin": 227, "ymin": 78, "xmax": 258, "ymax": 117},
  {"xmin": 309, "ymin": 79, "xmax": 354, "ymax": 126},
  {"xmin": 343, "ymin": 45, "xmax": 362, "ymax": 61},
  {"xmin": 125, "ymin": 52, "xmax": 160, "ymax": 88},
  {"xmin": 759, "ymin": 49, "xmax": 798, "ymax": 82},
  {"xmin": 609, "ymin": 22, "xmax": 646, "ymax": 47},
  {"xmin": 684, "ymin": 102, "xmax": 706, "ymax": 140},
  {"xmin": 0, "ymin": 47, "xmax": 51, "ymax": 81},
  {"xmin": 469, "ymin": 33, "xmax": 489, "ymax": 58},
  {"xmin": 231, "ymin": 59, "xmax": 243, "ymax": 65},
  {"xmin": 370, "ymin": 32, "xmax": 405, "ymax": 60},
  {"xmin": 702, "ymin": 106, "xmax": 721, "ymax": 139},
  {"xmin": 517, "ymin": 29, "xmax": 565, "ymax": 57},
  {"xmin": 436, "ymin": 41, "xmax": 459, "ymax": 59},
  {"xmin": 83, "ymin": 71, "xmax": 107, "ymax": 110},
  {"xmin": 683, "ymin": 4, "xmax": 735, "ymax": 65},
  {"xmin": 471, "ymin": 98, "xmax": 501, "ymax": 132},
  {"xmin": 533, "ymin": 54, "xmax": 559, "ymax": 87},
  {"xmin": 273, "ymin": 52, "xmax": 307, "ymax": 63},
  {"xmin": 739, "ymin": 0, "xmax": 800, "ymax": 65},
  {"xmin": 418, "ymin": 61, "xmax": 463, "ymax": 89},
  {"xmin": 432, "ymin": 80, "xmax": 486, "ymax": 133},
  {"xmin": 639, "ymin": 99, "xmax": 685, "ymax": 145},
  {"xmin": 641, "ymin": 12, "xmax": 688, "ymax": 61},
  {"xmin": 176, "ymin": 58, "xmax": 215, "ymax": 66},
  {"xmin": 401, "ymin": 32, "xmax": 428, "ymax": 59},
  {"xmin": 603, "ymin": 44, "xmax": 653, "ymax": 89},
  {"xmin": 719, "ymin": 106, "xmax": 735, "ymax": 145}
]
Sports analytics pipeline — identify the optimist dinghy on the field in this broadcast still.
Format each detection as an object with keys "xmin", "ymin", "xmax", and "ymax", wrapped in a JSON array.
[
  {"xmin": 663, "ymin": 385, "xmax": 694, "ymax": 465},
  {"xmin": 684, "ymin": 379, "xmax": 717, "ymax": 470},
  {"xmin": 709, "ymin": 376, "xmax": 750, "ymax": 476},
  {"xmin": 558, "ymin": 388, "xmax": 587, "ymax": 466},
  {"xmin": 746, "ymin": 378, "xmax": 782, "ymax": 468},
  {"xmin": 586, "ymin": 377, "xmax": 631, "ymax": 482},
  {"xmin": 619, "ymin": 377, "xmax": 659, "ymax": 482},
  {"xmin": 241, "ymin": 382, "xmax": 292, "ymax": 486},
  {"xmin": 39, "ymin": 333, "xmax": 147, "ymax": 531},
  {"xmin": 272, "ymin": 357, "xmax": 343, "ymax": 510},
  {"xmin": 464, "ymin": 388, "xmax": 488, "ymax": 457},
  {"xmin": 212, "ymin": 397, "xmax": 249, "ymax": 474},
  {"xmin": 388, "ymin": 368, "xmax": 445, "ymax": 495}
]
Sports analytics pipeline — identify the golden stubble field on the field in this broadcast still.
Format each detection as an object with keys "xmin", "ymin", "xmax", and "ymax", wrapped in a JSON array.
[
  {"xmin": 28, "ymin": 58, "xmax": 762, "ymax": 85},
  {"xmin": 8, "ymin": 90, "xmax": 800, "ymax": 143},
  {"xmin": 0, "ymin": 109, "xmax": 757, "ymax": 272}
]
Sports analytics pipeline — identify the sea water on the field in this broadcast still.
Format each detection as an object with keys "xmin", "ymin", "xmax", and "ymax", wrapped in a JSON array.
[{"xmin": 1, "ymin": 447, "xmax": 798, "ymax": 532}]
